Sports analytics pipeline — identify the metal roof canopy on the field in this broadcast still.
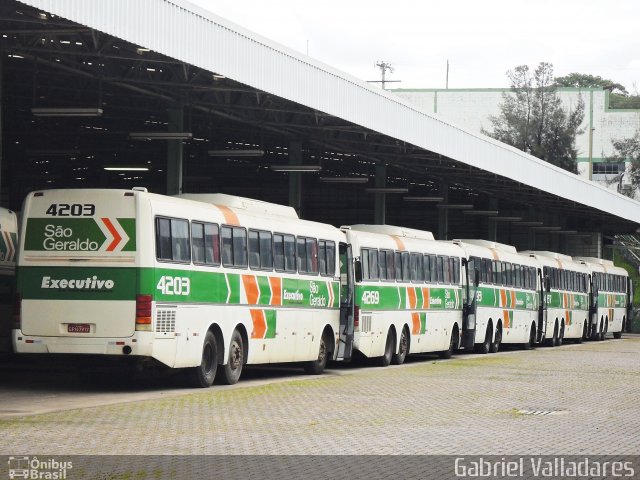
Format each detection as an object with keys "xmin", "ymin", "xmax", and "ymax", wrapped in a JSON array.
[{"xmin": 3, "ymin": 0, "xmax": 639, "ymax": 240}]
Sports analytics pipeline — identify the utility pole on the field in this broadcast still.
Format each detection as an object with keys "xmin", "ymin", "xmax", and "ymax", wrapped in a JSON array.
[{"xmin": 368, "ymin": 61, "xmax": 401, "ymax": 90}]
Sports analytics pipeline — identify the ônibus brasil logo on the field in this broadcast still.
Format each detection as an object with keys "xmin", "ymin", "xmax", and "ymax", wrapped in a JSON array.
[{"xmin": 25, "ymin": 218, "xmax": 134, "ymax": 253}]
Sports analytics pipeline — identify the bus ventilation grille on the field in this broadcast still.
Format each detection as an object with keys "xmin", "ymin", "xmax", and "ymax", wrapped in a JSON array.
[
  {"xmin": 361, "ymin": 315, "xmax": 372, "ymax": 333},
  {"xmin": 156, "ymin": 310, "xmax": 176, "ymax": 333}
]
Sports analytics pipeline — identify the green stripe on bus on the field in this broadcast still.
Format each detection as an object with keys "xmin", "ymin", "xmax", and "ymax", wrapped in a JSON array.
[{"xmin": 265, "ymin": 310, "xmax": 277, "ymax": 339}]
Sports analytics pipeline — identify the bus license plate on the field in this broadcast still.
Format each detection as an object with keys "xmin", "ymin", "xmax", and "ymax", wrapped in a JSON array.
[{"xmin": 68, "ymin": 324, "xmax": 91, "ymax": 333}]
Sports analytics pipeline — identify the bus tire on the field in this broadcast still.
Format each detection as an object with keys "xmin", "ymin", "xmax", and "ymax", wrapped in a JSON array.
[
  {"xmin": 475, "ymin": 324, "xmax": 492, "ymax": 355},
  {"xmin": 490, "ymin": 323, "xmax": 502, "ymax": 353},
  {"xmin": 392, "ymin": 326, "xmax": 409, "ymax": 365},
  {"xmin": 577, "ymin": 321, "xmax": 587, "ymax": 343},
  {"xmin": 378, "ymin": 329, "xmax": 395, "ymax": 367},
  {"xmin": 523, "ymin": 324, "xmax": 536, "ymax": 350},
  {"xmin": 614, "ymin": 319, "xmax": 623, "ymax": 339},
  {"xmin": 187, "ymin": 330, "xmax": 218, "ymax": 388},
  {"xmin": 558, "ymin": 324, "xmax": 564, "ymax": 346},
  {"xmin": 439, "ymin": 325, "xmax": 459, "ymax": 359},
  {"xmin": 218, "ymin": 329, "xmax": 244, "ymax": 385},
  {"xmin": 547, "ymin": 321, "xmax": 559, "ymax": 347},
  {"xmin": 304, "ymin": 331, "xmax": 330, "ymax": 375}
]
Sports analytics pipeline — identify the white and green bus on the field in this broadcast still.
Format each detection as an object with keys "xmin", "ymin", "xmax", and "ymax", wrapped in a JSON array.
[
  {"xmin": 454, "ymin": 240, "xmax": 541, "ymax": 353},
  {"xmin": 344, "ymin": 225, "xmax": 466, "ymax": 365},
  {"xmin": 574, "ymin": 257, "xmax": 630, "ymax": 340},
  {"xmin": 523, "ymin": 251, "xmax": 590, "ymax": 345},
  {"xmin": 13, "ymin": 189, "xmax": 355, "ymax": 386},
  {"xmin": 0, "ymin": 207, "xmax": 18, "ymax": 353}
]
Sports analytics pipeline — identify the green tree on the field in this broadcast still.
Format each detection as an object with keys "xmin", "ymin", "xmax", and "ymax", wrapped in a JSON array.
[
  {"xmin": 484, "ymin": 62, "xmax": 585, "ymax": 173},
  {"xmin": 556, "ymin": 72, "xmax": 640, "ymax": 109},
  {"xmin": 609, "ymin": 129, "xmax": 640, "ymax": 197},
  {"xmin": 555, "ymin": 72, "xmax": 628, "ymax": 95}
]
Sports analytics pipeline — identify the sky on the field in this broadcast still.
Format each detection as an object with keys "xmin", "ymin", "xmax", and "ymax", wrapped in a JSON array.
[{"xmin": 187, "ymin": 0, "xmax": 640, "ymax": 92}]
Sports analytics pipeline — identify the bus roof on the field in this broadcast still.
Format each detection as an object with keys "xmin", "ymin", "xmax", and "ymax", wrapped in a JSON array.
[
  {"xmin": 453, "ymin": 239, "xmax": 518, "ymax": 254},
  {"xmin": 522, "ymin": 250, "xmax": 573, "ymax": 261},
  {"xmin": 346, "ymin": 224, "xmax": 435, "ymax": 240},
  {"xmin": 175, "ymin": 193, "xmax": 299, "ymax": 219}
]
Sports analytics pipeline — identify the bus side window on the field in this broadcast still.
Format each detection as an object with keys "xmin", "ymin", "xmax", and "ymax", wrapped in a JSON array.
[
  {"xmin": 442, "ymin": 256, "xmax": 450, "ymax": 283},
  {"xmin": 385, "ymin": 250, "xmax": 394, "ymax": 280},
  {"xmin": 402, "ymin": 252, "xmax": 411, "ymax": 282},
  {"xmin": 436, "ymin": 256, "xmax": 444, "ymax": 283},
  {"xmin": 172, "ymin": 219, "xmax": 190, "ymax": 262},
  {"xmin": 379, "ymin": 249, "xmax": 388, "ymax": 280},
  {"xmin": 192, "ymin": 222, "xmax": 205, "ymax": 263},
  {"xmin": 306, "ymin": 238, "xmax": 319, "ymax": 274},
  {"xmin": 318, "ymin": 240, "xmax": 336, "ymax": 277},
  {"xmin": 274, "ymin": 234, "xmax": 285, "ymax": 271},
  {"xmin": 249, "ymin": 229, "xmax": 273, "ymax": 271},
  {"xmin": 410, "ymin": 253, "xmax": 423, "ymax": 283},
  {"xmin": 221, "ymin": 226, "xmax": 247, "ymax": 268},
  {"xmin": 156, "ymin": 218, "xmax": 172, "ymax": 260},
  {"xmin": 429, "ymin": 255, "xmax": 437, "ymax": 283},
  {"xmin": 453, "ymin": 257, "xmax": 460, "ymax": 284},
  {"xmin": 394, "ymin": 252, "xmax": 403, "ymax": 282},
  {"xmin": 156, "ymin": 217, "xmax": 189, "ymax": 263},
  {"xmin": 318, "ymin": 241, "xmax": 327, "ymax": 275},
  {"xmin": 368, "ymin": 249, "xmax": 380, "ymax": 280}
]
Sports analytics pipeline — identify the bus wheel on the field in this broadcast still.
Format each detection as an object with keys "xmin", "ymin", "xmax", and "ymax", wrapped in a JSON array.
[
  {"xmin": 392, "ymin": 326, "xmax": 409, "ymax": 365},
  {"xmin": 218, "ymin": 329, "xmax": 244, "ymax": 385},
  {"xmin": 490, "ymin": 324, "xmax": 502, "ymax": 353},
  {"xmin": 475, "ymin": 325, "xmax": 492, "ymax": 355},
  {"xmin": 614, "ymin": 319, "xmax": 623, "ymax": 339},
  {"xmin": 187, "ymin": 330, "xmax": 218, "ymax": 388},
  {"xmin": 523, "ymin": 324, "xmax": 535, "ymax": 350},
  {"xmin": 439, "ymin": 326, "xmax": 458, "ymax": 359},
  {"xmin": 556, "ymin": 324, "xmax": 564, "ymax": 347},
  {"xmin": 547, "ymin": 321, "xmax": 558, "ymax": 347},
  {"xmin": 378, "ymin": 329, "xmax": 395, "ymax": 367},
  {"xmin": 576, "ymin": 321, "xmax": 586, "ymax": 343},
  {"xmin": 304, "ymin": 331, "xmax": 330, "ymax": 375},
  {"xmin": 601, "ymin": 320, "xmax": 608, "ymax": 341}
]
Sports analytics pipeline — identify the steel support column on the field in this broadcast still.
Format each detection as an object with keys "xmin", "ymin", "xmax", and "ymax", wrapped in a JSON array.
[
  {"xmin": 288, "ymin": 140, "xmax": 302, "ymax": 216},
  {"xmin": 438, "ymin": 182, "xmax": 449, "ymax": 240},
  {"xmin": 166, "ymin": 105, "xmax": 184, "ymax": 195},
  {"xmin": 374, "ymin": 164, "xmax": 386, "ymax": 225}
]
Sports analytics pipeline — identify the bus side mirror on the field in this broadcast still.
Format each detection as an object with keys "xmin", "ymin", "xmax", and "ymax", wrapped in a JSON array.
[{"xmin": 354, "ymin": 259, "xmax": 363, "ymax": 283}]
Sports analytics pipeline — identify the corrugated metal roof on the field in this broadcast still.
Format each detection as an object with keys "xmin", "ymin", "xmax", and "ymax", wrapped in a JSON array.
[{"xmin": 17, "ymin": 0, "xmax": 640, "ymax": 225}]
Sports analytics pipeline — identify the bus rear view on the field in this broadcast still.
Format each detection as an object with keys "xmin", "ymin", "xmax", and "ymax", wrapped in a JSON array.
[{"xmin": 13, "ymin": 189, "xmax": 140, "ymax": 358}]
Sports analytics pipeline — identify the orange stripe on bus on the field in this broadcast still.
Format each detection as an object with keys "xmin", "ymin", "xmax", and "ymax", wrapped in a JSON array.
[
  {"xmin": 216, "ymin": 204, "xmax": 240, "ymax": 226},
  {"xmin": 391, "ymin": 235, "xmax": 406, "ymax": 251},
  {"xmin": 250, "ymin": 309, "xmax": 267, "ymax": 339},
  {"xmin": 503, "ymin": 310, "xmax": 510, "ymax": 328},
  {"xmin": 411, "ymin": 312, "xmax": 421, "ymax": 335},
  {"xmin": 269, "ymin": 277, "xmax": 282, "ymax": 306},
  {"xmin": 242, "ymin": 275, "xmax": 260, "ymax": 305},
  {"xmin": 566, "ymin": 310, "xmax": 570, "ymax": 326},
  {"xmin": 489, "ymin": 248, "xmax": 500, "ymax": 261},
  {"xmin": 407, "ymin": 287, "xmax": 417, "ymax": 309},
  {"xmin": 422, "ymin": 287, "xmax": 430, "ymax": 309},
  {"xmin": 500, "ymin": 289, "xmax": 507, "ymax": 308},
  {"xmin": 510, "ymin": 291, "xmax": 516, "ymax": 309}
]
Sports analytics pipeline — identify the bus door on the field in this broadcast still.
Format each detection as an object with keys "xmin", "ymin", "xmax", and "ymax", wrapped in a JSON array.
[
  {"xmin": 336, "ymin": 242, "xmax": 354, "ymax": 362},
  {"xmin": 537, "ymin": 268, "xmax": 547, "ymax": 343},
  {"xmin": 589, "ymin": 275, "xmax": 599, "ymax": 338},
  {"xmin": 627, "ymin": 277, "xmax": 634, "ymax": 333},
  {"xmin": 461, "ymin": 258, "xmax": 477, "ymax": 350}
]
